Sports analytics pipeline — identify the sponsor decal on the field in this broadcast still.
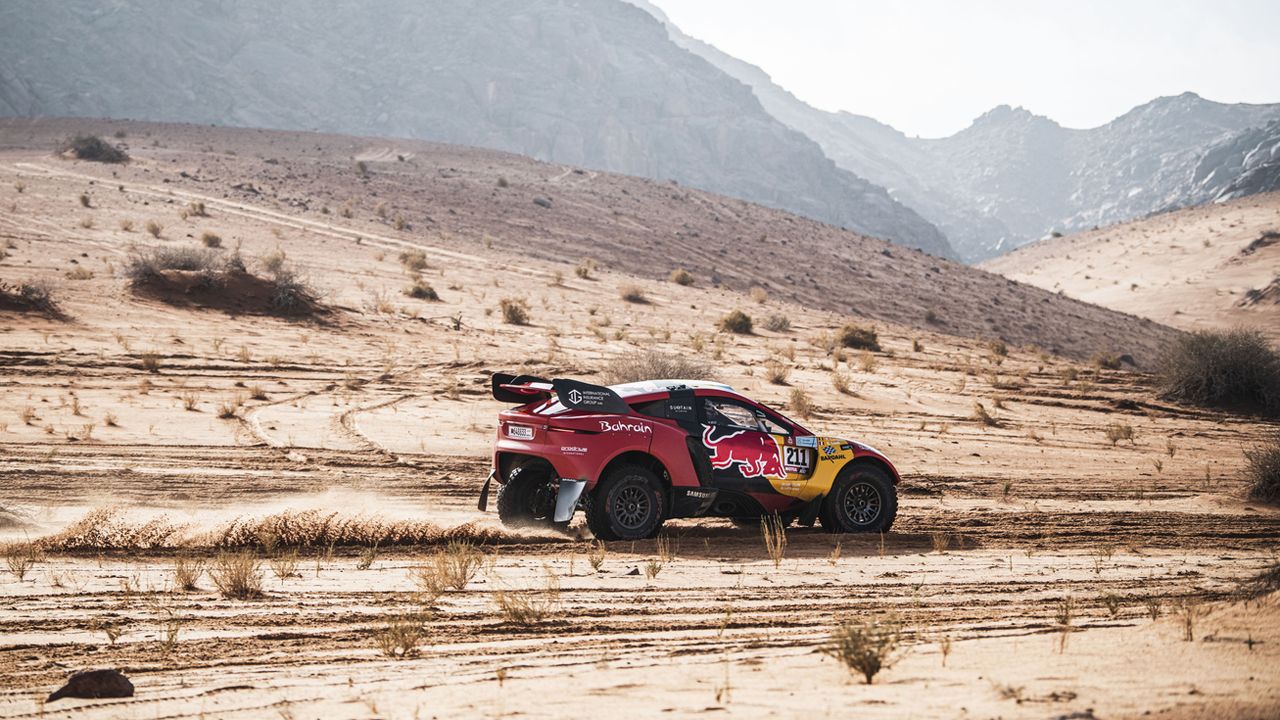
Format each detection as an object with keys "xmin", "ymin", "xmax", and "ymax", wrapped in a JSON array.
[
  {"xmin": 560, "ymin": 445, "xmax": 588, "ymax": 454},
  {"xmin": 599, "ymin": 420, "xmax": 652, "ymax": 434},
  {"xmin": 839, "ymin": 443, "xmax": 853, "ymax": 451},
  {"xmin": 567, "ymin": 389, "xmax": 584, "ymax": 404},
  {"xmin": 683, "ymin": 488, "xmax": 714, "ymax": 499},
  {"xmin": 506, "ymin": 424, "xmax": 534, "ymax": 440},
  {"xmin": 796, "ymin": 436, "xmax": 818, "ymax": 448},
  {"xmin": 702, "ymin": 425, "xmax": 786, "ymax": 479},
  {"xmin": 821, "ymin": 445, "xmax": 837, "ymax": 455}
]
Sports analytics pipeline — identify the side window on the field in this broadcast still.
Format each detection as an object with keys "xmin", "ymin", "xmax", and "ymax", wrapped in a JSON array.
[
  {"xmin": 702, "ymin": 398, "xmax": 762, "ymax": 430},
  {"xmin": 756, "ymin": 412, "xmax": 792, "ymax": 436},
  {"xmin": 631, "ymin": 399, "xmax": 667, "ymax": 418}
]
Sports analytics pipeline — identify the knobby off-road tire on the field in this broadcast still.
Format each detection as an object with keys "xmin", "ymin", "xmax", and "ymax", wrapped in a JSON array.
[
  {"xmin": 585, "ymin": 465, "xmax": 666, "ymax": 541},
  {"xmin": 819, "ymin": 463, "xmax": 897, "ymax": 534},
  {"xmin": 496, "ymin": 464, "xmax": 568, "ymax": 532}
]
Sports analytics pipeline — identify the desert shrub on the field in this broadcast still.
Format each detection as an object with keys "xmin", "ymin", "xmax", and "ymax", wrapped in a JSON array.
[
  {"xmin": 839, "ymin": 324, "xmax": 880, "ymax": 351},
  {"xmin": 398, "ymin": 250, "xmax": 429, "ymax": 273},
  {"xmin": 209, "ymin": 551, "xmax": 264, "ymax": 600},
  {"xmin": 789, "ymin": 387, "xmax": 813, "ymax": 419},
  {"xmin": 749, "ymin": 286, "xmax": 769, "ymax": 304},
  {"xmin": 500, "ymin": 298, "xmax": 530, "ymax": 325},
  {"xmin": 599, "ymin": 350, "xmax": 716, "ymax": 385},
  {"xmin": 987, "ymin": 339, "xmax": 1008, "ymax": 357},
  {"xmin": 763, "ymin": 314, "xmax": 791, "ymax": 332},
  {"xmin": 575, "ymin": 258, "xmax": 597, "ymax": 279},
  {"xmin": 1092, "ymin": 352, "xmax": 1123, "ymax": 370},
  {"xmin": 493, "ymin": 570, "xmax": 561, "ymax": 625},
  {"xmin": 823, "ymin": 617, "xmax": 905, "ymax": 684},
  {"xmin": 266, "ymin": 269, "xmax": 319, "ymax": 313},
  {"xmin": 971, "ymin": 402, "xmax": 999, "ymax": 427},
  {"xmin": 1103, "ymin": 422, "xmax": 1135, "ymax": 446},
  {"xmin": 59, "ymin": 134, "xmax": 128, "ymax": 163},
  {"xmin": 145, "ymin": 220, "xmax": 163, "ymax": 238},
  {"xmin": 764, "ymin": 360, "xmax": 790, "ymax": 385},
  {"xmin": 199, "ymin": 231, "xmax": 222, "ymax": 248},
  {"xmin": 1245, "ymin": 432, "xmax": 1280, "ymax": 504},
  {"xmin": 125, "ymin": 246, "xmax": 222, "ymax": 284},
  {"xmin": 259, "ymin": 249, "xmax": 287, "ymax": 275},
  {"xmin": 1157, "ymin": 329, "xmax": 1280, "ymax": 417},
  {"xmin": 719, "ymin": 310, "xmax": 752, "ymax": 334},
  {"xmin": 376, "ymin": 613, "xmax": 427, "ymax": 659},
  {"xmin": 173, "ymin": 555, "xmax": 205, "ymax": 591},
  {"xmin": 669, "ymin": 268, "xmax": 694, "ymax": 286},
  {"xmin": 619, "ymin": 285, "xmax": 647, "ymax": 303},
  {"xmin": 404, "ymin": 279, "xmax": 440, "ymax": 301},
  {"xmin": 0, "ymin": 280, "xmax": 59, "ymax": 314}
]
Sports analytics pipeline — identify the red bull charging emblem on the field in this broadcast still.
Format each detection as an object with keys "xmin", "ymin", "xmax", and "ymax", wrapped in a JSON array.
[{"xmin": 702, "ymin": 426, "xmax": 786, "ymax": 479}]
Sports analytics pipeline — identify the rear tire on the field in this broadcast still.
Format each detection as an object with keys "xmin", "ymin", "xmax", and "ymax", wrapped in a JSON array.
[
  {"xmin": 819, "ymin": 463, "xmax": 897, "ymax": 534},
  {"xmin": 585, "ymin": 465, "xmax": 665, "ymax": 541},
  {"xmin": 496, "ymin": 464, "xmax": 568, "ymax": 531}
]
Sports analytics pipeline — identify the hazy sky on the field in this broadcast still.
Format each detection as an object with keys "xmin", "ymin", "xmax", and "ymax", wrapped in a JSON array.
[{"xmin": 648, "ymin": 0, "xmax": 1280, "ymax": 138}]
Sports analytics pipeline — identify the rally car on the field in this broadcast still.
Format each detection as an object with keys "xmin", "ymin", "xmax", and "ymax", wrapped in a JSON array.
[{"xmin": 478, "ymin": 374, "xmax": 900, "ymax": 541}]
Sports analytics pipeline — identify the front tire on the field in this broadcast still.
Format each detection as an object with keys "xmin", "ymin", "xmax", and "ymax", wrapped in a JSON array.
[
  {"xmin": 819, "ymin": 463, "xmax": 897, "ymax": 534},
  {"xmin": 496, "ymin": 464, "xmax": 568, "ymax": 531},
  {"xmin": 585, "ymin": 465, "xmax": 665, "ymax": 541}
]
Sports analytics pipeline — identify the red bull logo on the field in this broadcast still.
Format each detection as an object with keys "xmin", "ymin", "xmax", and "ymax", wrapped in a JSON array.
[{"xmin": 702, "ymin": 426, "xmax": 786, "ymax": 479}]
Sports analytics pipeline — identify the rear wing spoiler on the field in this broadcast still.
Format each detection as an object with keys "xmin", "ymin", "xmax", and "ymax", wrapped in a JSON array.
[{"xmin": 490, "ymin": 373, "xmax": 631, "ymax": 414}]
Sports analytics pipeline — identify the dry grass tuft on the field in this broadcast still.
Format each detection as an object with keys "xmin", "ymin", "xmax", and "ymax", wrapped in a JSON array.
[
  {"xmin": 761, "ymin": 514, "xmax": 787, "ymax": 568},
  {"xmin": 209, "ymin": 551, "xmax": 265, "ymax": 600},
  {"xmin": 376, "ymin": 612, "xmax": 428, "ymax": 659},
  {"xmin": 789, "ymin": 387, "xmax": 813, "ymax": 419},
  {"xmin": 493, "ymin": 568, "xmax": 562, "ymax": 625},
  {"xmin": 172, "ymin": 555, "xmax": 205, "ymax": 591},
  {"xmin": 764, "ymin": 360, "xmax": 790, "ymax": 385},
  {"xmin": 971, "ymin": 402, "xmax": 999, "ymax": 427},
  {"xmin": 1244, "ymin": 432, "xmax": 1280, "ymax": 504},
  {"xmin": 823, "ymin": 617, "xmax": 906, "ymax": 684},
  {"xmin": 5, "ymin": 543, "xmax": 42, "ymax": 581},
  {"xmin": 1103, "ymin": 422, "xmax": 1135, "ymax": 446}
]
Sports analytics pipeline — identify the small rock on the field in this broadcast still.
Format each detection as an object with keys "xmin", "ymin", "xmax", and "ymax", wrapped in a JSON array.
[
  {"xmin": 532, "ymin": 196, "xmax": 552, "ymax": 209},
  {"xmin": 47, "ymin": 669, "xmax": 134, "ymax": 702},
  {"xmin": 625, "ymin": 567, "xmax": 640, "ymax": 576}
]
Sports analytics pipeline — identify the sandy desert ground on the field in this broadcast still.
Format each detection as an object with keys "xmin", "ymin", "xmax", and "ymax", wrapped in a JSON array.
[
  {"xmin": 983, "ymin": 191, "xmax": 1280, "ymax": 343},
  {"xmin": 1, "ymin": 121, "xmax": 1278, "ymax": 719}
]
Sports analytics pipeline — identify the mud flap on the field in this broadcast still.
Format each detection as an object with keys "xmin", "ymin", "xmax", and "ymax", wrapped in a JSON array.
[
  {"xmin": 554, "ymin": 479, "xmax": 587, "ymax": 522},
  {"xmin": 477, "ymin": 469, "xmax": 496, "ymax": 511},
  {"xmin": 798, "ymin": 493, "xmax": 824, "ymax": 527}
]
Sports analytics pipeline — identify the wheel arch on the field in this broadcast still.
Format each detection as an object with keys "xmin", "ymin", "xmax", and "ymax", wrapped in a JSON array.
[
  {"xmin": 496, "ymin": 452, "xmax": 555, "ymax": 483},
  {"xmin": 841, "ymin": 455, "xmax": 900, "ymax": 484},
  {"xmin": 598, "ymin": 450, "xmax": 671, "ymax": 491}
]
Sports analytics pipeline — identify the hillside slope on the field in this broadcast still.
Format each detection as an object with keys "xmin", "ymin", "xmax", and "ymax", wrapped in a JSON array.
[
  {"xmin": 0, "ymin": 118, "xmax": 1179, "ymax": 362},
  {"xmin": 983, "ymin": 190, "xmax": 1280, "ymax": 343},
  {"xmin": 0, "ymin": 0, "xmax": 953, "ymax": 258}
]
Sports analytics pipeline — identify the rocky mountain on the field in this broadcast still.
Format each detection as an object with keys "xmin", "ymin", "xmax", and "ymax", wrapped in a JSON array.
[
  {"xmin": 1174, "ymin": 119, "xmax": 1280, "ymax": 206},
  {"xmin": 630, "ymin": 3, "xmax": 1280, "ymax": 262},
  {"xmin": 0, "ymin": 0, "xmax": 955, "ymax": 258}
]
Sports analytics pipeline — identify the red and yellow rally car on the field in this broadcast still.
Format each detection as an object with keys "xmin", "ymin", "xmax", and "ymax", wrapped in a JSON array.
[{"xmin": 479, "ymin": 374, "xmax": 900, "ymax": 541}]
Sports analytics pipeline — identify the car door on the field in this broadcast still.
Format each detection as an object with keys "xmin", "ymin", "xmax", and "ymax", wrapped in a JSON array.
[{"xmin": 698, "ymin": 396, "xmax": 790, "ymax": 493}]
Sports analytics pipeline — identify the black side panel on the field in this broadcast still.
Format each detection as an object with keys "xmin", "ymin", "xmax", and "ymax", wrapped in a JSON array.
[{"xmin": 685, "ymin": 435, "xmax": 714, "ymax": 485}]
